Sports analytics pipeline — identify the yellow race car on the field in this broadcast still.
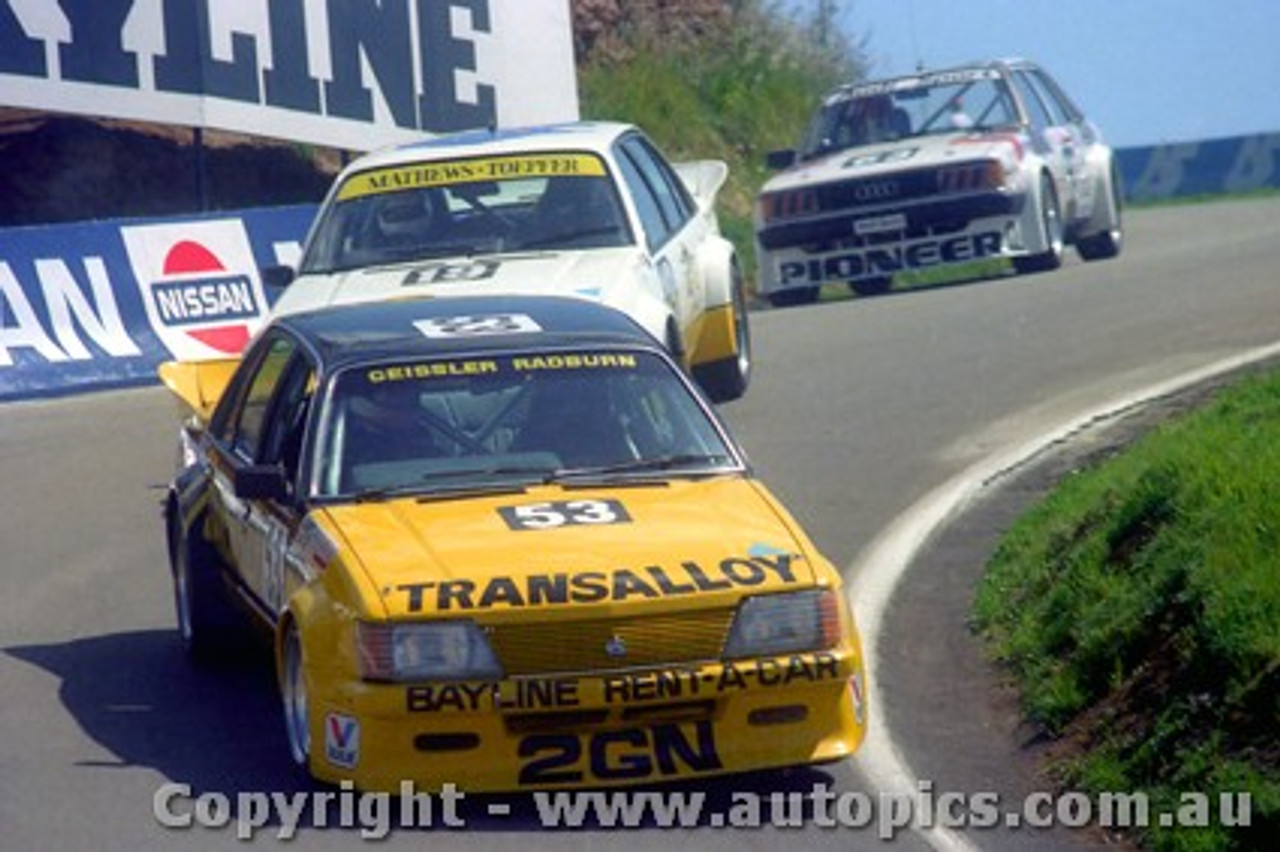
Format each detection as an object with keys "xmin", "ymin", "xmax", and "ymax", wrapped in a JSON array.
[{"xmin": 160, "ymin": 293, "xmax": 866, "ymax": 792}]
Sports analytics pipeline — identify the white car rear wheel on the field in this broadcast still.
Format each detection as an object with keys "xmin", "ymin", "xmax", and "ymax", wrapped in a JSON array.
[
  {"xmin": 1014, "ymin": 175, "xmax": 1063, "ymax": 274},
  {"xmin": 1077, "ymin": 165, "xmax": 1124, "ymax": 261},
  {"xmin": 695, "ymin": 265, "xmax": 752, "ymax": 402}
]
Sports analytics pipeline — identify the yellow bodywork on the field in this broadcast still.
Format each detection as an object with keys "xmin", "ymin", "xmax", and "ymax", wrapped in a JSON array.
[
  {"xmin": 157, "ymin": 358, "xmax": 240, "ymax": 423},
  {"xmin": 686, "ymin": 303, "xmax": 739, "ymax": 367},
  {"xmin": 280, "ymin": 477, "xmax": 868, "ymax": 792}
]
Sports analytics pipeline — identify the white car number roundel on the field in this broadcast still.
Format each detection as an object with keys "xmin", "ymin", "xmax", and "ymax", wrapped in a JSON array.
[{"xmin": 414, "ymin": 313, "xmax": 543, "ymax": 338}]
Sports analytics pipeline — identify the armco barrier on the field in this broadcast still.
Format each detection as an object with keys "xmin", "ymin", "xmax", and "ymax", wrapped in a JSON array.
[
  {"xmin": 1117, "ymin": 132, "xmax": 1280, "ymax": 202},
  {"xmin": 1, "ymin": 131, "xmax": 1277, "ymax": 402},
  {"xmin": 0, "ymin": 205, "xmax": 316, "ymax": 401}
]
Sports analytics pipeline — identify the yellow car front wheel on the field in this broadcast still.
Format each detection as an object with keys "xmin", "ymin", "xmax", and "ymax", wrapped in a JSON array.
[{"xmin": 281, "ymin": 621, "xmax": 311, "ymax": 770}]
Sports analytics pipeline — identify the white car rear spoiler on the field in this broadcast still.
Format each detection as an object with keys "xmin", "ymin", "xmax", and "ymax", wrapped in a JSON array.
[{"xmin": 673, "ymin": 160, "xmax": 729, "ymax": 210}]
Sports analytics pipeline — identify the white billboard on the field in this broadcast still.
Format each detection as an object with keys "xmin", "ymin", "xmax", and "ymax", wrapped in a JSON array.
[{"xmin": 0, "ymin": 0, "xmax": 579, "ymax": 151}]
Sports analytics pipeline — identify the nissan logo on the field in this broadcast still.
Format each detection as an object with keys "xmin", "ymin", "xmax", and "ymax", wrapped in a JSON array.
[{"xmin": 853, "ymin": 181, "xmax": 899, "ymax": 201}]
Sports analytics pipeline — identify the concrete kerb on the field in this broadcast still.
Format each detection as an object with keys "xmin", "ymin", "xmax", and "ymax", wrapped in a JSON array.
[{"xmin": 845, "ymin": 339, "xmax": 1280, "ymax": 852}]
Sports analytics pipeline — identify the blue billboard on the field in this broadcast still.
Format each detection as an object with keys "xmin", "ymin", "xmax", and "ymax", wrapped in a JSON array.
[{"xmin": 0, "ymin": 205, "xmax": 315, "ymax": 400}]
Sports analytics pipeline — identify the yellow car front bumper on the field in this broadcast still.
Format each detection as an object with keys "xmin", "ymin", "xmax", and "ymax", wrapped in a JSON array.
[{"xmin": 306, "ymin": 648, "xmax": 868, "ymax": 793}]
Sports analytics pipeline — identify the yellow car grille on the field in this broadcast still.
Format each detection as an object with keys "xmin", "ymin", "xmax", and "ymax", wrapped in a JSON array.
[{"xmin": 489, "ymin": 608, "xmax": 733, "ymax": 676}]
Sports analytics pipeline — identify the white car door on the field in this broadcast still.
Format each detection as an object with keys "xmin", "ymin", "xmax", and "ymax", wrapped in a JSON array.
[
  {"xmin": 613, "ymin": 134, "xmax": 705, "ymax": 346},
  {"xmin": 1028, "ymin": 67, "xmax": 1098, "ymax": 222},
  {"xmin": 1015, "ymin": 68, "xmax": 1089, "ymax": 220}
]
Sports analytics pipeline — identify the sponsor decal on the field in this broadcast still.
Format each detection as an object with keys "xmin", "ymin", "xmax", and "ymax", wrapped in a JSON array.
[
  {"xmin": 366, "ymin": 360, "xmax": 499, "ymax": 383},
  {"xmin": 122, "ymin": 221, "xmax": 269, "ymax": 360},
  {"xmin": 395, "ymin": 553, "xmax": 802, "ymax": 612},
  {"xmin": 408, "ymin": 679, "xmax": 579, "ymax": 714},
  {"xmin": 407, "ymin": 682, "xmax": 496, "ymax": 713},
  {"xmin": 600, "ymin": 653, "xmax": 841, "ymax": 703},
  {"xmin": 850, "ymin": 668, "xmax": 867, "ymax": 726},
  {"xmin": 778, "ymin": 231, "xmax": 1002, "ymax": 285},
  {"xmin": 324, "ymin": 713, "xmax": 360, "ymax": 769},
  {"xmin": 338, "ymin": 154, "xmax": 607, "ymax": 201},
  {"xmin": 509, "ymin": 353, "xmax": 637, "ymax": 371},
  {"xmin": 361, "ymin": 352, "xmax": 640, "ymax": 386},
  {"xmin": 406, "ymin": 653, "xmax": 843, "ymax": 714},
  {"xmin": 847, "ymin": 68, "xmax": 999, "ymax": 99},
  {"xmin": 517, "ymin": 721, "xmax": 721, "ymax": 785},
  {"xmin": 497, "ymin": 499, "xmax": 632, "ymax": 531}
]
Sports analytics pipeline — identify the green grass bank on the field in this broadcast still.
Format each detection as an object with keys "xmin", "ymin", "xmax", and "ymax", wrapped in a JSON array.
[
  {"xmin": 574, "ymin": 1, "xmax": 864, "ymax": 285},
  {"xmin": 973, "ymin": 367, "xmax": 1280, "ymax": 851}
]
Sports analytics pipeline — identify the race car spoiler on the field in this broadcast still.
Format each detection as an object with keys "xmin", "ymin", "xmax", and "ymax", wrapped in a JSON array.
[{"xmin": 157, "ymin": 358, "xmax": 241, "ymax": 423}]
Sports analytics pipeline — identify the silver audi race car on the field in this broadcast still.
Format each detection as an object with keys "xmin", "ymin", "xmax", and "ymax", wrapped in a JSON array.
[{"xmin": 754, "ymin": 58, "xmax": 1124, "ymax": 305}]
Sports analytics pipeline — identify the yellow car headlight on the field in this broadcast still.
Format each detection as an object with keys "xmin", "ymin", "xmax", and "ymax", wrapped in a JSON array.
[
  {"xmin": 358, "ymin": 621, "xmax": 502, "ymax": 682},
  {"xmin": 723, "ymin": 589, "xmax": 842, "ymax": 658}
]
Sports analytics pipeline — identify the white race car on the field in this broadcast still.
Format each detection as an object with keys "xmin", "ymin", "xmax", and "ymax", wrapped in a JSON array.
[
  {"xmin": 755, "ymin": 58, "xmax": 1124, "ymax": 305},
  {"xmin": 265, "ymin": 121, "xmax": 751, "ymax": 402}
]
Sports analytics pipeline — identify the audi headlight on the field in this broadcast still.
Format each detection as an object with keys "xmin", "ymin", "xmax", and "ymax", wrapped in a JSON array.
[
  {"xmin": 723, "ymin": 589, "xmax": 842, "ymax": 658},
  {"xmin": 358, "ymin": 621, "xmax": 502, "ymax": 682},
  {"xmin": 937, "ymin": 160, "xmax": 1008, "ymax": 194}
]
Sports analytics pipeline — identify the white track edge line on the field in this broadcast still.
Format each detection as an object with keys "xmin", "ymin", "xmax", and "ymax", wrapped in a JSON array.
[{"xmin": 847, "ymin": 341, "xmax": 1280, "ymax": 852}]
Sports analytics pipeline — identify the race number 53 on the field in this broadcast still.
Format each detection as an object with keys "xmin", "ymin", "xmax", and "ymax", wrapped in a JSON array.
[{"xmin": 497, "ymin": 499, "xmax": 631, "ymax": 531}]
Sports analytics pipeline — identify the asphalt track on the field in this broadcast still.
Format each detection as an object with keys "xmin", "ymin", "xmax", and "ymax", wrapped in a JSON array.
[{"xmin": 2, "ymin": 197, "xmax": 1279, "ymax": 851}]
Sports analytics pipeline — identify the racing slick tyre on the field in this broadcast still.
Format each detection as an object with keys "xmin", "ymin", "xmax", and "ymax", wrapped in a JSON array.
[
  {"xmin": 171, "ymin": 516, "xmax": 243, "ymax": 663},
  {"xmin": 693, "ymin": 265, "xmax": 752, "ymax": 403},
  {"xmin": 849, "ymin": 276, "xmax": 893, "ymax": 297},
  {"xmin": 280, "ymin": 620, "xmax": 312, "ymax": 772},
  {"xmin": 1013, "ymin": 175, "xmax": 1064, "ymax": 275},
  {"xmin": 766, "ymin": 286, "xmax": 820, "ymax": 308},
  {"xmin": 1076, "ymin": 166, "xmax": 1124, "ymax": 261}
]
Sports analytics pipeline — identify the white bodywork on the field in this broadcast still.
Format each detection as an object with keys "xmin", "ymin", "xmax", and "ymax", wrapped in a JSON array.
[
  {"xmin": 272, "ymin": 122, "xmax": 740, "ymax": 372},
  {"xmin": 273, "ymin": 248, "xmax": 672, "ymax": 346}
]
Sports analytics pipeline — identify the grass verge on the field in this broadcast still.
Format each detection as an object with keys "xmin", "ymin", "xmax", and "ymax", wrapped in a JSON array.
[{"xmin": 972, "ymin": 368, "xmax": 1280, "ymax": 850}]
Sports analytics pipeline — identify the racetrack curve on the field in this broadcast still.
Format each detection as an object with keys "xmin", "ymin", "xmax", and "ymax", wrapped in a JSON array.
[{"xmin": 3, "ymin": 198, "xmax": 1279, "ymax": 851}]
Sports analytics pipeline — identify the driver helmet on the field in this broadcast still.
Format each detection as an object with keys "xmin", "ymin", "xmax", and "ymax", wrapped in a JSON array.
[
  {"xmin": 348, "ymin": 382, "xmax": 424, "ymax": 430},
  {"xmin": 375, "ymin": 190, "xmax": 437, "ymax": 241}
]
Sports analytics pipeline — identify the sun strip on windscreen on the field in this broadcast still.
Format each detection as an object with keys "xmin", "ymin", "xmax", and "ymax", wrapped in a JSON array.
[
  {"xmin": 363, "ymin": 353, "xmax": 641, "ymax": 384},
  {"xmin": 337, "ymin": 153, "xmax": 608, "ymax": 201}
]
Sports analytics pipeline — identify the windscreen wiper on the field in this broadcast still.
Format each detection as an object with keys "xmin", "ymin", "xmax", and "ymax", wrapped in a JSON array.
[
  {"xmin": 552, "ymin": 454, "xmax": 735, "ymax": 483},
  {"xmin": 347, "ymin": 465, "xmax": 557, "ymax": 503}
]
